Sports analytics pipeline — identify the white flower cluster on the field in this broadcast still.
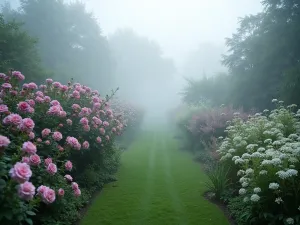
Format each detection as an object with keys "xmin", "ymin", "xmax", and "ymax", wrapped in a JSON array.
[{"xmin": 217, "ymin": 101, "xmax": 300, "ymax": 221}]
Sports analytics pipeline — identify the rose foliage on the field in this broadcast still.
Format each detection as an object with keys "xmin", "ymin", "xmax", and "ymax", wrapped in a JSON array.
[{"xmin": 0, "ymin": 71, "xmax": 142, "ymax": 225}]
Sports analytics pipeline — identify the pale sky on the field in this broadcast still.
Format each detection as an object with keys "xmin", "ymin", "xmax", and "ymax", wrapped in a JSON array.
[{"xmin": 85, "ymin": 0, "xmax": 263, "ymax": 65}]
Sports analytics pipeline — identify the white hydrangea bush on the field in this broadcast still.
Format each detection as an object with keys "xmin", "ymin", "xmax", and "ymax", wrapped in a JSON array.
[{"xmin": 217, "ymin": 100, "xmax": 300, "ymax": 224}]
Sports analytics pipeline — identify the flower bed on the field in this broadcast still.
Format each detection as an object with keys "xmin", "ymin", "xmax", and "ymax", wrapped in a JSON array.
[
  {"xmin": 216, "ymin": 100, "xmax": 300, "ymax": 225},
  {"xmin": 0, "ymin": 71, "xmax": 138, "ymax": 225}
]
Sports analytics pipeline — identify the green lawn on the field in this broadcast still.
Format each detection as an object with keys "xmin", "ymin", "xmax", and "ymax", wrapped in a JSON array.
[{"xmin": 80, "ymin": 131, "xmax": 230, "ymax": 225}]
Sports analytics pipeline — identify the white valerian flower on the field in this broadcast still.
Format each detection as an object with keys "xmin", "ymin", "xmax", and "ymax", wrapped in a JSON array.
[
  {"xmin": 286, "ymin": 218, "xmax": 294, "ymax": 224},
  {"xmin": 276, "ymin": 170, "xmax": 289, "ymax": 179},
  {"xmin": 235, "ymin": 158, "xmax": 244, "ymax": 165},
  {"xmin": 288, "ymin": 134, "xmax": 298, "ymax": 140},
  {"xmin": 242, "ymin": 153, "xmax": 251, "ymax": 159},
  {"xmin": 251, "ymin": 152, "xmax": 262, "ymax": 158},
  {"xmin": 286, "ymin": 169, "xmax": 298, "ymax": 177},
  {"xmin": 250, "ymin": 194, "xmax": 260, "ymax": 202},
  {"xmin": 275, "ymin": 197, "xmax": 283, "ymax": 204},
  {"xmin": 228, "ymin": 148, "xmax": 236, "ymax": 153},
  {"xmin": 245, "ymin": 168, "xmax": 254, "ymax": 175},
  {"xmin": 253, "ymin": 187, "xmax": 261, "ymax": 193},
  {"xmin": 263, "ymin": 109, "xmax": 269, "ymax": 113},
  {"xmin": 264, "ymin": 139, "xmax": 273, "ymax": 144},
  {"xmin": 271, "ymin": 158, "xmax": 282, "ymax": 166},
  {"xmin": 259, "ymin": 170, "xmax": 268, "ymax": 175},
  {"xmin": 288, "ymin": 157, "xmax": 299, "ymax": 163},
  {"xmin": 272, "ymin": 99, "xmax": 278, "ymax": 103},
  {"xmin": 273, "ymin": 140, "xmax": 282, "ymax": 146},
  {"xmin": 257, "ymin": 147, "xmax": 265, "ymax": 152},
  {"xmin": 232, "ymin": 156, "xmax": 240, "ymax": 161},
  {"xmin": 242, "ymin": 182, "xmax": 249, "ymax": 187},
  {"xmin": 269, "ymin": 182, "xmax": 280, "ymax": 190},
  {"xmin": 239, "ymin": 188, "xmax": 247, "ymax": 195},
  {"xmin": 237, "ymin": 170, "xmax": 245, "ymax": 176},
  {"xmin": 243, "ymin": 197, "xmax": 249, "ymax": 202}
]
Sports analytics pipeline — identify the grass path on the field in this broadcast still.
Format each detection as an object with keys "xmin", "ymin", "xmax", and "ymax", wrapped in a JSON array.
[{"xmin": 80, "ymin": 131, "xmax": 230, "ymax": 225}]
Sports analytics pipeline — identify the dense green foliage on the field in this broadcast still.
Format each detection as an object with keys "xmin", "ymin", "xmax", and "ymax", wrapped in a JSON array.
[
  {"xmin": 0, "ymin": 14, "xmax": 45, "ymax": 81},
  {"xmin": 2, "ymin": 0, "xmax": 113, "ymax": 93}
]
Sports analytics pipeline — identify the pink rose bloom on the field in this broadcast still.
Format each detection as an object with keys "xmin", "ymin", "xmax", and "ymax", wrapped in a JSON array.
[
  {"xmin": 28, "ymin": 82, "xmax": 38, "ymax": 90},
  {"xmin": 96, "ymin": 137, "xmax": 102, "ymax": 143},
  {"xmin": 18, "ymin": 118, "xmax": 35, "ymax": 132},
  {"xmin": 45, "ymin": 140, "xmax": 51, "ymax": 145},
  {"xmin": 44, "ymin": 158, "xmax": 52, "ymax": 166},
  {"xmin": 52, "ymin": 131, "xmax": 62, "ymax": 141},
  {"xmin": 37, "ymin": 185, "xmax": 47, "ymax": 195},
  {"xmin": 29, "ymin": 132, "xmax": 35, "ymax": 140},
  {"xmin": 46, "ymin": 78, "xmax": 53, "ymax": 84},
  {"xmin": 12, "ymin": 71, "xmax": 25, "ymax": 81},
  {"xmin": 39, "ymin": 84, "xmax": 47, "ymax": 90},
  {"xmin": 82, "ymin": 141, "xmax": 89, "ymax": 149},
  {"xmin": 18, "ymin": 181, "xmax": 35, "ymax": 201},
  {"xmin": 66, "ymin": 137, "xmax": 81, "ymax": 150},
  {"xmin": 59, "ymin": 111, "xmax": 67, "ymax": 118},
  {"xmin": 93, "ymin": 102, "xmax": 101, "ymax": 110},
  {"xmin": 58, "ymin": 188, "xmax": 65, "ymax": 196},
  {"xmin": 42, "ymin": 128, "xmax": 51, "ymax": 138},
  {"xmin": 3, "ymin": 114, "xmax": 22, "ymax": 126},
  {"xmin": 52, "ymin": 81, "xmax": 62, "ymax": 88},
  {"xmin": 66, "ymin": 119, "xmax": 72, "ymax": 125},
  {"xmin": 75, "ymin": 85, "xmax": 81, "ymax": 91},
  {"xmin": 47, "ymin": 163, "xmax": 57, "ymax": 175},
  {"xmin": 22, "ymin": 83, "xmax": 29, "ymax": 89},
  {"xmin": 92, "ymin": 96, "xmax": 100, "ymax": 103},
  {"xmin": 37, "ymin": 138, "xmax": 42, "ymax": 143},
  {"xmin": 71, "ymin": 182, "xmax": 79, "ymax": 190},
  {"xmin": 17, "ymin": 101, "xmax": 31, "ymax": 113},
  {"xmin": 10, "ymin": 90, "xmax": 18, "ymax": 96},
  {"xmin": 60, "ymin": 85, "xmax": 68, "ymax": 92},
  {"xmin": 47, "ymin": 106, "xmax": 61, "ymax": 116},
  {"xmin": 59, "ymin": 123, "xmax": 63, "ymax": 128},
  {"xmin": 71, "ymin": 104, "xmax": 81, "ymax": 111},
  {"xmin": 50, "ymin": 100, "xmax": 60, "ymax": 106},
  {"xmin": 106, "ymin": 109, "xmax": 113, "ymax": 116},
  {"xmin": 0, "ymin": 104, "xmax": 8, "ymax": 113},
  {"xmin": 64, "ymin": 174, "xmax": 73, "ymax": 182},
  {"xmin": 9, "ymin": 162, "xmax": 32, "ymax": 183},
  {"xmin": 92, "ymin": 117, "xmax": 102, "ymax": 125},
  {"xmin": 44, "ymin": 96, "xmax": 51, "ymax": 103},
  {"xmin": 42, "ymin": 187, "xmax": 56, "ymax": 204},
  {"xmin": 65, "ymin": 161, "xmax": 72, "ymax": 171},
  {"xmin": 2, "ymin": 83, "xmax": 12, "ymax": 89},
  {"xmin": 0, "ymin": 73, "xmax": 6, "ymax": 79},
  {"xmin": 103, "ymin": 121, "xmax": 109, "ymax": 127},
  {"xmin": 83, "ymin": 125, "xmax": 90, "ymax": 132},
  {"xmin": 72, "ymin": 90, "xmax": 80, "ymax": 99},
  {"xmin": 28, "ymin": 107, "xmax": 34, "ymax": 114},
  {"xmin": 79, "ymin": 107, "xmax": 92, "ymax": 117},
  {"xmin": 0, "ymin": 135, "xmax": 10, "ymax": 147},
  {"xmin": 74, "ymin": 188, "xmax": 81, "ymax": 197},
  {"xmin": 99, "ymin": 128, "xmax": 105, "ymax": 135},
  {"xmin": 22, "ymin": 141, "xmax": 37, "ymax": 155},
  {"xmin": 112, "ymin": 127, "xmax": 116, "ymax": 133},
  {"xmin": 92, "ymin": 90, "xmax": 99, "ymax": 95},
  {"xmin": 105, "ymin": 135, "xmax": 110, "ymax": 141},
  {"xmin": 35, "ymin": 96, "xmax": 44, "ymax": 103},
  {"xmin": 22, "ymin": 157, "xmax": 30, "ymax": 164},
  {"xmin": 35, "ymin": 91, "xmax": 44, "ymax": 97},
  {"xmin": 79, "ymin": 117, "xmax": 89, "ymax": 125},
  {"xmin": 29, "ymin": 154, "xmax": 41, "ymax": 166}
]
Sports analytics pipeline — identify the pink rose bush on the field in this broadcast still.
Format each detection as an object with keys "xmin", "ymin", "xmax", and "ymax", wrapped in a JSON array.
[{"xmin": 0, "ymin": 71, "xmax": 142, "ymax": 225}]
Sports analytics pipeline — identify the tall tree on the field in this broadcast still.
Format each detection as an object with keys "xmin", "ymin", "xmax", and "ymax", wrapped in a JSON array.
[
  {"xmin": 3, "ymin": 0, "xmax": 114, "ymax": 93},
  {"xmin": 223, "ymin": 0, "xmax": 300, "ymax": 110},
  {"xmin": 0, "ymin": 14, "xmax": 45, "ymax": 81}
]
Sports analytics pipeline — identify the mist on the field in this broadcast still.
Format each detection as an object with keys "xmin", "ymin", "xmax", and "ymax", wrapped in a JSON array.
[{"xmin": 2, "ymin": 0, "xmax": 299, "ymax": 224}]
